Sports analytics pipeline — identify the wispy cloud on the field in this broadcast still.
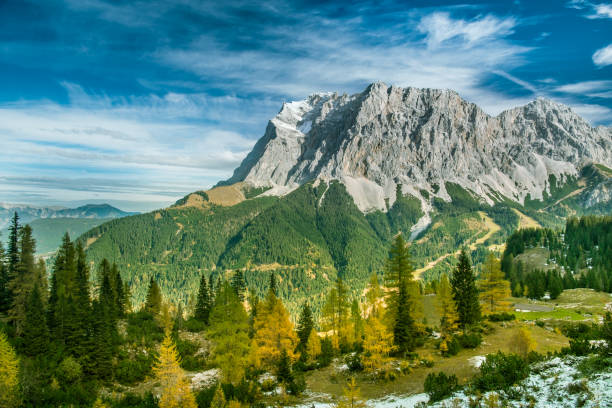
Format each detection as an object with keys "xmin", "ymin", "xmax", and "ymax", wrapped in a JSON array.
[
  {"xmin": 593, "ymin": 44, "xmax": 612, "ymax": 66},
  {"xmin": 556, "ymin": 80, "xmax": 612, "ymax": 98}
]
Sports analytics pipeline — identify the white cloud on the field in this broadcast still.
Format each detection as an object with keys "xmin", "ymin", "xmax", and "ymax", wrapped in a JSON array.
[
  {"xmin": 589, "ymin": 3, "xmax": 612, "ymax": 18},
  {"xmin": 418, "ymin": 12, "xmax": 516, "ymax": 48},
  {"xmin": 556, "ymin": 80, "xmax": 612, "ymax": 98},
  {"xmin": 593, "ymin": 44, "xmax": 612, "ymax": 66}
]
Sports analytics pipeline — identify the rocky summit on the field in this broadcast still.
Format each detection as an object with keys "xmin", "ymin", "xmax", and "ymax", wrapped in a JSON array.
[{"xmin": 222, "ymin": 82, "xmax": 612, "ymax": 216}]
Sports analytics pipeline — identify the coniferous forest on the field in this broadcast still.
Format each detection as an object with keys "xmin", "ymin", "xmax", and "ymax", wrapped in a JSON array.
[{"xmin": 1, "ymin": 210, "xmax": 612, "ymax": 407}]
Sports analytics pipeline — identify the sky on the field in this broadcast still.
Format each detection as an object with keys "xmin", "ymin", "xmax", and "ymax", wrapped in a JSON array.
[{"xmin": 0, "ymin": 0, "xmax": 611, "ymax": 212}]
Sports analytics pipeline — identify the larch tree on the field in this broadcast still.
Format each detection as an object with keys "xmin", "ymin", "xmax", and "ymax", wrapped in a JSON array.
[
  {"xmin": 154, "ymin": 330, "xmax": 198, "ymax": 408},
  {"xmin": 306, "ymin": 329, "xmax": 321, "ymax": 363},
  {"xmin": 365, "ymin": 273, "xmax": 383, "ymax": 318},
  {"xmin": 253, "ymin": 288, "xmax": 299, "ymax": 369},
  {"xmin": 511, "ymin": 327, "xmax": 537, "ymax": 358},
  {"xmin": 210, "ymin": 385, "xmax": 226, "ymax": 408},
  {"xmin": 479, "ymin": 253, "xmax": 512, "ymax": 314},
  {"xmin": 0, "ymin": 330, "xmax": 20, "ymax": 408},
  {"xmin": 362, "ymin": 312, "xmax": 394, "ymax": 373},
  {"xmin": 435, "ymin": 274, "xmax": 459, "ymax": 337},
  {"xmin": 350, "ymin": 299, "xmax": 364, "ymax": 347},
  {"xmin": 321, "ymin": 277, "xmax": 350, "ymax": 347},
  {"xmin": 450, "ymin": 250, "xmax": 481, "ymax": 327},
  {"xmin": 208, "ymin": 282, "xmax": 250, "ymax": 384},
  {"xmin": 336, "ymin": 377, "xmax": 366, "ymax": 408}
]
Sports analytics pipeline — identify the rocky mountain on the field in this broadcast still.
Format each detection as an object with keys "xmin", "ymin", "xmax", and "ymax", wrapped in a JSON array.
[
  {"xmin": 81, "ymin": 83, "xmax": 612, "ymax": 312},
  {"xmin": 222, "ymin": 82, "xmax": 612, "ymax": 221}
]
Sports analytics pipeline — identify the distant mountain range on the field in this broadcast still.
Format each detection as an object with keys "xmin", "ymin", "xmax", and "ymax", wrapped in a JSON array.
[
  {"xmin": 77, "ymin": 83, "xmax": 611, "ymax": 312},
  {"xmin": 1, "ymin": 203, "xmax": 138, "ymax": 254}
]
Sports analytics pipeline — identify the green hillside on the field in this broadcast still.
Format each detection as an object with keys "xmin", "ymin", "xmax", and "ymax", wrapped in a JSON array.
[{"xmin": 79, "ymin": 166, "xmax": 611, "ymax": 315}]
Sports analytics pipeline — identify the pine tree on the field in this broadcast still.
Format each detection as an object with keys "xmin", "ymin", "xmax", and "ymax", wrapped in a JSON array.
[
  {"xmin": 4, "ymin": 212, "xmax": 20, "ymax": 314},
  {"xmin": 73, "ymin": 242, "xmax": 91, "ymax": 357},
  {"xmin": 248, "ymin": 293, "xmax": 259, "ymax": 339},
  {"xmin": 231, "ymin": 270, "xmax": 246, "ymax": 301},
  {"xmin": 89, "ymin": 299, "xmax": 115, "ymax": 379},
  {"xmin": 154, "ymin": 330, "xmax": 198, "ymax": 408},
  {"xmin": 208, "ymin": 282, "xmax": 250, "ymax": 384},
  {"xmin": 22, "ymin": 284, "xmax": 49, "ymax": 356},
  {"xmin": 194, "ymin": 274, "xmax": 211, "ymax": 323},
  {"xmin": 253, "ymin": 288, "xmax": 299, "ymax": 370},
  {"xmin": 0, "ymin": 330, "xmax": 20, "ymax": 408},
  {"xmin": 435, "ymin": 274, "xmax": 459, "ymax": 337},
  {"xmin": 296, "ymin": 303, "xmax": 314, "ymax": 350},
  {"xmin": 394, "ymin": 281, "xmax": 417, "ymax": 355},
  {"xmin": 9, "ymin": 224, "xmax": 37, "ymax": 334},
  {"xmin": 479, "ymin": 253, "xmax": 511, "ymax": 314},
  {"xmin": 276, "ymin": 348, "xmax": 293, "ymax": 385},
  {"xmin": 113, "ymin": 263, "xmax": 125, "ymax": 317},
  {"xmin": 0, "ymin": 238, "xmax": 11, "ymax": 313},
  {"xmin": 144, "ymin": 277, "xmax": 162, "ymax": 315},
  {"xmin": 451, "ymin": 250, "xmax": 481, "ymax": 327},
  {"xmin": 269, "ymin": 272, "xmax": 277, "ymax": 296},
  {"xmin": 336, "ymin": 377, "xmax": 366, "ymax": 408}
]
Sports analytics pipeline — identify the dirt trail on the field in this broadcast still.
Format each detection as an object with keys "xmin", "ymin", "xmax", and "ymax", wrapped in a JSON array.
[
  {"xmin": 541, "ymin": 187, "xmax": 585, "ymax": 211},
  {"xmin": 413, "ymin": 212, "xmax": 500, "ymax": 279},
  {"xmin": 513, "ymin": 208, "xmax": 540, "ymax": 229}
]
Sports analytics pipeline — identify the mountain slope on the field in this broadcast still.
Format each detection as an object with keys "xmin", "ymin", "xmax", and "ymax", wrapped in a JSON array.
[{"xmin": 81, "ymin": 83, "xmax": 612, "ymax": 313}]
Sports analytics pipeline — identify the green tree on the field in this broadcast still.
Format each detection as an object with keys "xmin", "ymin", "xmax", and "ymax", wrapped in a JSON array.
[
  {"xmin": 73, "ymin": 241, "xmax": 92, "ymax": 357},
  {"xmin": 3, "ymin": 212, "xmax": 19, "ymax": 314},
  {"xmin": 194, "ymin": 274, "xmax": 211, "ymax": 323},
  {"xmin": 296, "ymin": 303, "xmax": 314, "ymax": 350},
  {"xmin": 394, "ymin": 281, "xmax": 417, "ymax": 355},
  {"xmin": 208, "ymin": 282, "xmax": 250, "ymax": 384},
  {"xmin": 9, "ymin": 224, "xmax": 37, "ymax": 334},
  {"xmin": 144, "ymin": 277, "xmax": 162, "ymax": 315},
  {"xmin": 451, "ymin": 250, "xmax": 481, "ymax": 327},
  {"xmin": 22, "ymin": 284, "xmax": 49, "ymax": 356},
  {"xmin": 269, "ymin": 272, "xmax": 277, "ymax": 296},
  {"xmin": 231, "ymin": 270, "xmax": 246, "ymax": 301},
  {"xmin": 0, "ymin": 237, "xmax": 10, "ymax": 314}
]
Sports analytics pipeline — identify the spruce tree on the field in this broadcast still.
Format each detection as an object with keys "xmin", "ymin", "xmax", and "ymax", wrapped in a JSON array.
[
  {"xmin": 90, "ymin": 299, "xmax": 114, "ymax": 379},
  {"xmin": 231, "ymin": 270, "xmax": 246, "ymax": 301},
  {"xmin": 112, "ymin": 263, "xmax": 125, "ymax": 317},
  {"xmin": 73, "ymin": 242, "xmax": 91, "ymax": 357},
  {"xmin": 276, "ymin": 348, "xmax": 293, "ymax": 385},
  {"xmin": 194, "ymin": 274, "xmax": 211, "ymax": 323},
  {"xmin": 296, "ymin": 303, "xmax": 314, "ymax": 350},
  {"xmin": 48, "ymin": 233, "xmax": 78, "ymax": 345},
  {"xmin": 450, "ymin": 250, "xmax": 481, "ymax": 328},
  {"xmin": 9, "ymin": 224, "xmax": 37, "ymax": 334},
  {"xmin": 5, "ymin": 212, "xmax": 20, "ymax": 311},
  {"xmin": 144, "ymin": 277, "xmax": 162, "ymax": 315},
  {"xmin": 393, "ymin": 281, "xmax": 417, "ymax": 355},
  {"xmin": 22, "ymin": 284, "xmax": 49, "ymax": 356},
  {"xmin": 269, "ymin": 272, "xmax": 277, "ymax": 296},
  {"xmin": 0, "ymin": 238, "xmax": 10, "ymax": 314}
]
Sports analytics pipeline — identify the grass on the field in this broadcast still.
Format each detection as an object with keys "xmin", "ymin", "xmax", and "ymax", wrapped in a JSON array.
[
  {"xmin": 515, "ymin": 309, "xmax": 586, "ymax": 321},
  {"xmin": 513, "ymin": 288, "xmax": 612, "ymax": 322},
  {"xmin": 514, "ymin": 247, "xmax": 555, "ymax": 272}
]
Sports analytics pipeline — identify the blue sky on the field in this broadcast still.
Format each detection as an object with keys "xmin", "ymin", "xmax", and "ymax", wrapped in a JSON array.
[{"xmin": 0, "ymin": 0, "xmax": 610, "ymax": 211}]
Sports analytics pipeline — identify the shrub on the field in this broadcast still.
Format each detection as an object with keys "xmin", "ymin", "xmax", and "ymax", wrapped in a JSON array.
[
  {"xmin": 57, "ymin": 357, "xmax": 82, "ymax": 384},
  {"xmin": 564, "ymin": 339, "xmax": 592, "ymax": 356},
  {"xmin": 445, "ymin": 337, "xmax": 461, "ymax": 356},
  {"xmin": 458, "ymin": 332, "xmax": 482, "ymax": 349},
  {"xmin": 115, "ymin": 352, "xmax": 154, "ymax": 384},
  {"xmin": 286, "ymin": 374, "xmax": 306, "ymax": 396},
  {"xmin": 473, "ymin": 352, "xmax": 529, "ymax": 392},
  {"xmin": 345, "ymin": 353, "xmax": 363, "ymax": 372},
  {"xmin": 424, "ymin": 372, "xmax": 459, "ymax": 402},
  {"xmin": 183, "ymin": 317, "xmax": 207, "ymax": 332},
  {"xmin": 488, "ymin": 312, "xmax": 516, "ymax": 322}
]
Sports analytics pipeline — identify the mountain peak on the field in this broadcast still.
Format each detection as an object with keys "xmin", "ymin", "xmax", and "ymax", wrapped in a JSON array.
[{"xmin": 221, "ymin": 83, "xmax": 612, "ymax": 217}]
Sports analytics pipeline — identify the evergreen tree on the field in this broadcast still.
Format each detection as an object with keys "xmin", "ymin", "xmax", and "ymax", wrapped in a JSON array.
[
  {"xmin": 365, "ymin": 273, "xmax": 382, "ymax": 317},
  {"xmin": 112, "ymin": 263, "xmax": 126, "ymax": 317},
  {"xmin": 0, "ymin": 238, "xmax": 10, "ymax": 313},
  {"xmin": 450, "ymin": 250, "xmax": 481, "ymax": 327},
  {"xmin": 99, "ymin": 259, "xmax": 118, "ymax": 324},
  {"xmin": 479, "ymin": 253, "xmax": 512, "ymax": 314},
  {"xmin": 22, "ymin": 284, "xmax": 49, "ymax": 356},
  {"xmin": 144, "ymin": 277, "xmax": 162, "ymax": 315},
  {"xmin": 276, "ymin": 348, "xmax": 293, "ymax": 385},
  {"xmin": 269, "ymin": 272, "xmax": 277, "ymax": 296},
  {"xmin": 296, "ymin": 303, "xmax": 314, "ymax": 350},
  {"xmin": 0, "ymin": 330, "xmax": 20, "ymax": 408},
  {"xmin": 208, "ymin": 282, "xmax": 250, "ymax": 384},
  {"xmin": 393, "ymin": 281, "xmax": 417, "ymax": 355},
  {"xmin": 548, "ymin": 273, "xmax": 563, "ymax": 300},
  {"xmin": 248, "ymin": 293, "xmax": 259, "ymax": 339},
  {"xmin": 210, "ymin": 386, "xmax": 226, "ymax": 408},
  {"xmin": 350, "ymin": 299, "xmax": 364, "ymax": 347},
  {"xmin": 154, "ymin": 330, "xmax": 198, "ymax": 408},
  {"xmin": 194, "ymin": 274, "xmax": 211, "ymax": 323},
  {"xmin": 73, "ymin": 242, "xmax": 92, "ymax": 357},
  {"xmin": 9, "ymin": 224, "xmax": 37, "ymax": 334},
  {"xmin": 4, "ymin": 212, "xmax": 19, "ymax": 314},
  {"xmin": 231, "ymin": 270, "xmax": 246, "ymax": 301},
  {"xmin": 89, "ymin": 299, "xmax": 115, "ymax": 379}
]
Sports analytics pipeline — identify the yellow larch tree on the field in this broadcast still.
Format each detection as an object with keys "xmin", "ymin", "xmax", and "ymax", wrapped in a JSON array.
[
  {"xmin": 479, "ymin": 253, "xmax": 512, "ymax": 314},
  {"xmin": 153, "ymin": 330, "xmax": 197, "ymax": 408},
  {"xmin": 336, "ymin": 377, "xmax": 367, "ymax": 408},
  {"xmin": 306, "ymin": 328, "xmax": 321, "ymax": 363},
  {"xmin": 435, "ymin": 274, "xmax": 459, "ymax": 337},
  {"xmin": 210, "ymin": 385, "xmax": 226, "ymax": 408},
  {"xmin": 0, "ymin": 331, "xmax": 20, "ymax": 408},
  {"xmin": 362, "ymin": 312, "xmax": 395, "ymax": 373},
  {"xmin": 512, "ymin": 327, "xmax": 537, "ymax": 358},
  {"xmin": 253, "ymin": 289, "xmax": 299, "ymax": 370}
]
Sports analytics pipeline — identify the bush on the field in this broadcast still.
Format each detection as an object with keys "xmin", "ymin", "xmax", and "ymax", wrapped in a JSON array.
[
  {"xmin": 566, "ymin": 338, "xmax": 592, "ymax": 356},
  {"xmin": 445, "ymin": 337, "xmax": 461, "ymax": 356},
  {"xmin": 345, "ymin": 353, "xmax": 363, "ymax": 372},
  {"xmin": 424, "ymin": 372, "xmax": 459, "ymax": 402},
  {"xmin": 458, "ymin": 332, "xmax": 482, "ymax": 349},
  {"xmin": 115, "ymin": 352, "xmax": 154, "ymax": 384},
  {"xmin": 183, "ymin": 317, "xmax": 208, "ymax": 332},
  {"xmin": 473, "ymin": 352, "xmax": 529, "ymax": 392},
  {"xmin": 488, "ymin": 312, "xmax": 516, "ymax": 322},
  {"xmin": 286, "ymin": 374, "xmax": 306, "ymax": 396}
]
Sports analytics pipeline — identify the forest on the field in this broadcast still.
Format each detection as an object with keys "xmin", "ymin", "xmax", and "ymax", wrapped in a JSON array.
[{"xmin": 1, "ymin": 212, "xmax": 612, "ymax": 407}]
